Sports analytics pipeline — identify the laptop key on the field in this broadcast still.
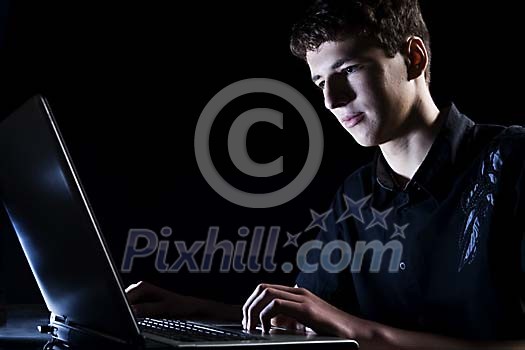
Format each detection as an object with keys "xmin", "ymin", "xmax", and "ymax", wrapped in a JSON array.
[{"xmin": 138, "ymin": 318, "xmax": 261, "ymax": 342}]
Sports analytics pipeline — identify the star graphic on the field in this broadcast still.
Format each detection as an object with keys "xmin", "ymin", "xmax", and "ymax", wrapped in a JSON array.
[
  {"xmin": 365, "ymin": 207, "xmax": 393, "ymax": 230},
  {"xmin": 305, "ymin": 209, "xmax": 333, "ymax": 232},
  {"xmin": 283, "ymin": 231, "xmax": 302, "ymax": 248},
  {"xmin": 336, "ymin": 194, "xmax": 372, "ymax": 224},
  {"xmin": 389, "ymin": 223, "xmax": 409, "ymax": 239}
]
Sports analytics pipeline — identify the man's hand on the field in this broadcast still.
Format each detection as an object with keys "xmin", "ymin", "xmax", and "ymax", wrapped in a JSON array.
[
  {"xmin": 241, "ymin": 284, "xmax": 525, "ymax": 350},
  {"xmin": 125, "ymin": 281, "xmax": 242, "ymax": 321},
  {"xmin": 125, "ymin": 281, "xmax": 203, "ymax": 318},
  {"xmin": 241, "ymin": 283, "xmax": 366, "ymax": 337}
]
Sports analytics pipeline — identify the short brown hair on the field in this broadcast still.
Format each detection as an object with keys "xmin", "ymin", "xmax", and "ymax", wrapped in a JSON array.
[{"xmin": 290, "ymin": 0, "xmax": 432, "ymax": 83}]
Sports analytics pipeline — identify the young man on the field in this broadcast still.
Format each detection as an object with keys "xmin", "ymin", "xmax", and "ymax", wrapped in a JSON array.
[{"xmin": 127, "ymin": 0, "xmax": 525, "ymax": 347}]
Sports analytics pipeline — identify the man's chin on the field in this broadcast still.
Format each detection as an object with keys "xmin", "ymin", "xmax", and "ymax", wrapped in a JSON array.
[{"xmin": 350, "ymin": 134, "xmax": 380, "ymax": 148}]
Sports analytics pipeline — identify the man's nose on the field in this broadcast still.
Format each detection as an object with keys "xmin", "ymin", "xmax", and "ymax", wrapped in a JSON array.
[{"xmin": 323, "ymin": 78, "xmax": 354, "ymax": 110}]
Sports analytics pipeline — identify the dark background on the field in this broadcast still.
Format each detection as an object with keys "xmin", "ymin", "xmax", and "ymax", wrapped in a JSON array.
[{"xmin": 0, "ymin": 1, "xmax": 523, "ymax": 306}]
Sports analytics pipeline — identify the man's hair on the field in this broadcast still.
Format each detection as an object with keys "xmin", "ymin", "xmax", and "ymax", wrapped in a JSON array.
[{"xmin": 290, "ymin": 0, "xmax": 432, "ymax": 83}]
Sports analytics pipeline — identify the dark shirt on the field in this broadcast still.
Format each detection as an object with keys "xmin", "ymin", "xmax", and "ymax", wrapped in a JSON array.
[{"xmin": 296, "ymin": 104, "xmax": 525, "ymax": 340}]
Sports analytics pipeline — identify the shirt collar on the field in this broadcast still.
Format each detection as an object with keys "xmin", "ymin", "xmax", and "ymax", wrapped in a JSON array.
[{"xmin": 374, "ymin": 103, "xmax": 475, "ymax": 201}]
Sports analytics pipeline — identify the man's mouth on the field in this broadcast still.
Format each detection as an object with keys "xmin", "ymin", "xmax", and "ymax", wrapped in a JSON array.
[{"xmin": 341, "ymin": 113, "xmax": 364, "ymax": 128}]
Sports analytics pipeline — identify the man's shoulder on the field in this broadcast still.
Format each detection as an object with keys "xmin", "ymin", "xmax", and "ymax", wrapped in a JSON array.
[
  {"xmin": 471, "ymin": 123, "xmax": 525, "ymax": 153},
  {"xmin": 464, "ymin": 123, "xmax": 525, "ymax": 160},
  {"xmin": 470, "ymin": 122, "xmax": 525, "ymax": 141},
  {"xmin": 494, "ymin": 124, "xmax": 525, "ymax": 141}
]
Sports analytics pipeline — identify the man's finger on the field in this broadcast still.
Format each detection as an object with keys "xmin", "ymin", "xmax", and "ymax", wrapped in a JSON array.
[
  {"xmin": 259, "ymin": 299, "xmax": 303, "ymax": 334},
  {"xmin": 242, "ymin": 284, "xmax": 303, "ymax": 328},
  {"xmin": 247, "ymin": 288, "xmax": 303, "ymax": 331},
  {"xmin": 242, "ymin": 284, "xmax": 267, "ymax": 329},
  {"xmin": 125, "ymin": 281, "xmax": 143, "ymax": 294},
  {"xmin": 271, "ymin": 314, "xmax": 305, "ymax": 331},
  {"xmin": 125, "ymin": 281, "xmax": 151, "ymax": 303}
]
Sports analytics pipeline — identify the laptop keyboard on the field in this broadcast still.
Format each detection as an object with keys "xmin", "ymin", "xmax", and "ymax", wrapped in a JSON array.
[{"xmin": 139, "ymin": 318, "xmax": 262, "ymax": 342}]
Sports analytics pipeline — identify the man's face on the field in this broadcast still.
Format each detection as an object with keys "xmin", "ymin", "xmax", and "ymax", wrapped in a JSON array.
[{"xmin": 306, "ymin": 37, "xmax": 416, "ymax": 147}]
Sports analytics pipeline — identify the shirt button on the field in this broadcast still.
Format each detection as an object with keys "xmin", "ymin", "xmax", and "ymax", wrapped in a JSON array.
[{"xmin": 399, "ymin": 262, "xmax": 406, "ymax": 271}]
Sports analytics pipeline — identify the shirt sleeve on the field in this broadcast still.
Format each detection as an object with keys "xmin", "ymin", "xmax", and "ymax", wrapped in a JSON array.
[{"xmin": 295, "ymin": 185, "xmax": 360, "ymax": 315}]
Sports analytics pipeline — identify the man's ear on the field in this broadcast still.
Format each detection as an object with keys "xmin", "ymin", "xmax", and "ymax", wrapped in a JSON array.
[{"xmin": 403, "ymin": 36, "xmax": 428, "ymax": 81}]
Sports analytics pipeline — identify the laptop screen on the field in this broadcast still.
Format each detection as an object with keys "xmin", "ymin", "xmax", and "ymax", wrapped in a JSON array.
[{"xmin": 0, "ymin": 95, "xmax": 140, "ymax": 341}]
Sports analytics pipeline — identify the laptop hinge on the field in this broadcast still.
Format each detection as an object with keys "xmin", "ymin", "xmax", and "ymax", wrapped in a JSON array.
[{"xmin": 38, "ymin": 312, "xmax": 144, "ymax": 350}]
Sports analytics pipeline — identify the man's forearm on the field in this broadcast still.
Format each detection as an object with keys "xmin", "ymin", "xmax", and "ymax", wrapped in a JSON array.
[{"xmin": 356, "ymin": 319, "xmax": 525, "ymax": 350}]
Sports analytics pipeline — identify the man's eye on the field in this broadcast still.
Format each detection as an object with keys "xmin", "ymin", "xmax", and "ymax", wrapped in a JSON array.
[
  {"xmin": 343, "ymin": 65, "xmax": 359, "ymax": 74},
  {"xmin": 343, "ymin": 64, "xmax": 361, "ymax": 74}
]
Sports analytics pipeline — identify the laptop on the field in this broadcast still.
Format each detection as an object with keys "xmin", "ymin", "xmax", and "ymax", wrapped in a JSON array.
[{"xmin": 0, "ymin": 95, "xmax": 358, "ymax": 349}]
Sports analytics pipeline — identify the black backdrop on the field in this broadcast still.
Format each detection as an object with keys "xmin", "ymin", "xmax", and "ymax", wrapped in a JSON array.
[{"xmin": 0, "ymin": 1, "xmax": 523, "ymax": 306}]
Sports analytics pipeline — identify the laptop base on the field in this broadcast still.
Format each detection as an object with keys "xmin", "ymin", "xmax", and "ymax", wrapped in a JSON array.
[{"xmin": 38, "ymin": 313, "xmax": 144, "ymax": 350}]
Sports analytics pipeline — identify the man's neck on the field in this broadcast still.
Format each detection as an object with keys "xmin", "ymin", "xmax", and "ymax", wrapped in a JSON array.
[{"xmin": 379, "ymin": 96, "xmax": 441, "ymax": 186}]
